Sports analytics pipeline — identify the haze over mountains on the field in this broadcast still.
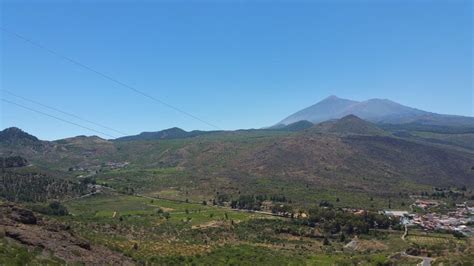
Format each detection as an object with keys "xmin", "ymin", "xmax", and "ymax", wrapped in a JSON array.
[{"xmin": 277, "ymin": 96, "xmax": 474, "ymax": 127}]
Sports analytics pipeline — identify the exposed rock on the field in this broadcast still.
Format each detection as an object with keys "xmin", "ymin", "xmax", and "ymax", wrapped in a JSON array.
[
  {"xmin": 10, "ymin": 207, "xmax": 37, "ymax": 224},
  {"xmin": 0, "ymin": 203, "xmax": 134, "ymax": 265}
]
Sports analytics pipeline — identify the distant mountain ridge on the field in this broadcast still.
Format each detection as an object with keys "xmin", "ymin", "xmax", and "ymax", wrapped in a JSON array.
[
  {"xmin": 278, "ymin": 96, "xmax": 474, "ymax": 127},
  {"xmin": 269, "ymin": 120, "xmax": 314, "ymax": 131},
  {"xmin": 1, "ymin": 121, "xmax": 473, "ymax": 195},
  {"xmin": 310, "ymin": 115, "xmax": 388, "ymax": 136},
  {"xmin": 115, "ymin": 127, "xmax": 220, "ymax": 141},
  {"xmin": 0, "ymin": 127, "xmax": 42, "ymax": 146},
  {"xmin": 118, "ymin": 120, "xmax": 316, "ymax": 142}
]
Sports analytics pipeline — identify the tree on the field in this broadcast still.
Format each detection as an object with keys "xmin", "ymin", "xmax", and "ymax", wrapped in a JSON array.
[
  {"xmin": 319, "ymin": 200, "xmax": 333, "ymax": 208},
  {"xmin": 271, "ymin": 204, "xmax": 292, "ymax": 215},
  {"xmin": 453, "ymin": 231, "xmax": 465, "ymax": 239},
  {"xmin": 339, "ymin": 233, "xmax": 346, "ymax": 242},
  {"xmin": 323, "ymin": 237, "xmax": 330, "ymax": 245},
  {"xmin": 37, "ymin": 201, "xmax": 69, "ymax": 216},
  {"xmin": 233, "ymin": 195, "xmax": 262, "ymax": 210}
]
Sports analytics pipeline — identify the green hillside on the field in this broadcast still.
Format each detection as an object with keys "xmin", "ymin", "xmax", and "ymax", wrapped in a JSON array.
[
  {"xmin": 1, "ymin": 117, "xmax": 473, "ymax": 264},
  {"xmin": 1, "ymin": 117, "xmax": 473, "ymax": 207}
]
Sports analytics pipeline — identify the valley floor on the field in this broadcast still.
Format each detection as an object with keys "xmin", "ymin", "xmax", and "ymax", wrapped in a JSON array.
[{"xmin": 2, "ymin": 192, "xmax": 472, "ymax": 265}]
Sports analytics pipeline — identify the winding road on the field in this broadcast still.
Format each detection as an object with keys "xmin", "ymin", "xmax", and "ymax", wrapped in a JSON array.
[{"xmin": 400, "ymin": 252, "xmax": 434, "ymax": 266}]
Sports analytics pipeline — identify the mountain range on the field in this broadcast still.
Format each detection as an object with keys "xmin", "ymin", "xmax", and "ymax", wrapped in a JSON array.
[
  {"xmin": 2, "ymin": 116, "xmax": 473, "ymax": 265},
  {"xmin": 2, "ymin": 113, "xmax": 473, "ymax": 194},
  {"xmin": 52, "ymin": 95, "xmax": 472, "ymax": 142},
  {"xmin": 277, "ymin": 95, "xmax": 474, "ymax": 127},
  {"xmin": 115, "ymin": 127, "xmax": 218, "ymax": 141}
]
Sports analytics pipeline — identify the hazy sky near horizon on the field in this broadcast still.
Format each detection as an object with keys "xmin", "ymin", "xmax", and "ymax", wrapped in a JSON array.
[{"xmin": 1, "ymin": 0, "xmax": 472, "ymax": 140}]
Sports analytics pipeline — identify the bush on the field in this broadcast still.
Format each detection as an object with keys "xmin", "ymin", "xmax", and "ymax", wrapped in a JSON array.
[
  {"xmin": 32, "ymin": 201, "xmax": 69, "ymax": 216},
  {"xmin": 453, "ymin": 231, "xmax": 465, "ymax": 239}
]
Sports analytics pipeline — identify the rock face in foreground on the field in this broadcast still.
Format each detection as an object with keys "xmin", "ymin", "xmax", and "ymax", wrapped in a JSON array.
[{"xmin": 0, "ymin": 204, "xmax": 134, "ymax": 265}]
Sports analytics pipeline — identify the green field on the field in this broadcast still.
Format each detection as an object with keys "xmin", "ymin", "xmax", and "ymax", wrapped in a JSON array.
[
  {"xmin": 51, "ymin": 193, "xmax": 470, "ymax": 264},
  {"xmin": 2, "ymin": 125, "xmax": 474, "ymax": 264},
  {"xmin": 66, "ymin": 193, "xmax": 264, "ymax": 226}
]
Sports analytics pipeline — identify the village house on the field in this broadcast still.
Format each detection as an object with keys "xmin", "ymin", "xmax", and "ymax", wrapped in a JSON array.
[{"xmin": 413, "ymin": 199, "xmax": 439, "ymax": 210}]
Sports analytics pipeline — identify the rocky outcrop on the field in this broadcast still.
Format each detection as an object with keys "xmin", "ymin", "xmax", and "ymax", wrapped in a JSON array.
[
  {"xmin": 0, "ymin": 204, "xmax": 134, "ymax": 265},
  {"xmin": 9, "ymin": 207, "xmax": 37, "ymax": 224}
]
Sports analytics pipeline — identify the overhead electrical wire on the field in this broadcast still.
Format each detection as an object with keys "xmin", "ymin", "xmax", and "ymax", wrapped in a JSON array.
[
  {"xmin": 2, "ymin": 89, "xmax": 129, "ymax": 136},
  {"xmin": 1, "ymin": 27, "xmax": 221, "ymax": 130},
  {"xmin": 2, "ymin": 98, "xmax": 117, "ymax": 139}
]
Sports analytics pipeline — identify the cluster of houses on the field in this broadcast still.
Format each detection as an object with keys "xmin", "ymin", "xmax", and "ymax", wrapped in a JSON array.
[
  {"xmin": 343, "ymin": 208, "xmax": 367, "ymax": 216},
  {"xmin": 412, "ymin": 199, "xmax": 439, "ymax": 210},
  {"xmin": 382, "ymin": 201, "xmax": 473, "ymax": 236},
  {"xmin": 70, "ymin": 161, "xmax": 130, "ymax": 173},
  {"xmin": 411, "ymin": 209, "xmax": 471, "ymax": 234},
  {"xmin": 104, "ymin": 161, "xmax": 130, "ymax": 170}
]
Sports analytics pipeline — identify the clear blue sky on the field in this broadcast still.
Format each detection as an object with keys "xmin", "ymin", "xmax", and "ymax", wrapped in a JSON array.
[{"xmin": 1, "ymin": 0, "xmax": 472, "ymax": 140}]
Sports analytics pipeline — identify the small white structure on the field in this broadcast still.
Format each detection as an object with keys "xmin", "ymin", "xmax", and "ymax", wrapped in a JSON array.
[{"xmin": 383, "ymin": 210, "xmax": 409, "ymax": 217}]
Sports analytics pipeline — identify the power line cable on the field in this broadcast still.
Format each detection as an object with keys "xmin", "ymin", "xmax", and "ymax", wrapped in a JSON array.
[
  {"xmin": 2, "ymin": 89, "xmax": 129, "ymax": 136},
  {"xmin": 2, "ymin": 98, "xmax": 117, "ymax": 139},
  {"xmin": 1, "ymin": 27, "xmax": 221, "ymax": 130}
]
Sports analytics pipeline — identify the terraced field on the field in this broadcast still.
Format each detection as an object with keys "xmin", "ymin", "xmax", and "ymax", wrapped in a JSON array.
[
  {"xmin": 59, "ymin": 193, "xmax": 281, "ymax": 261},
  {"xmin": 65, "ymin": 193, "xmax": 265, "ymax": 226}
]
